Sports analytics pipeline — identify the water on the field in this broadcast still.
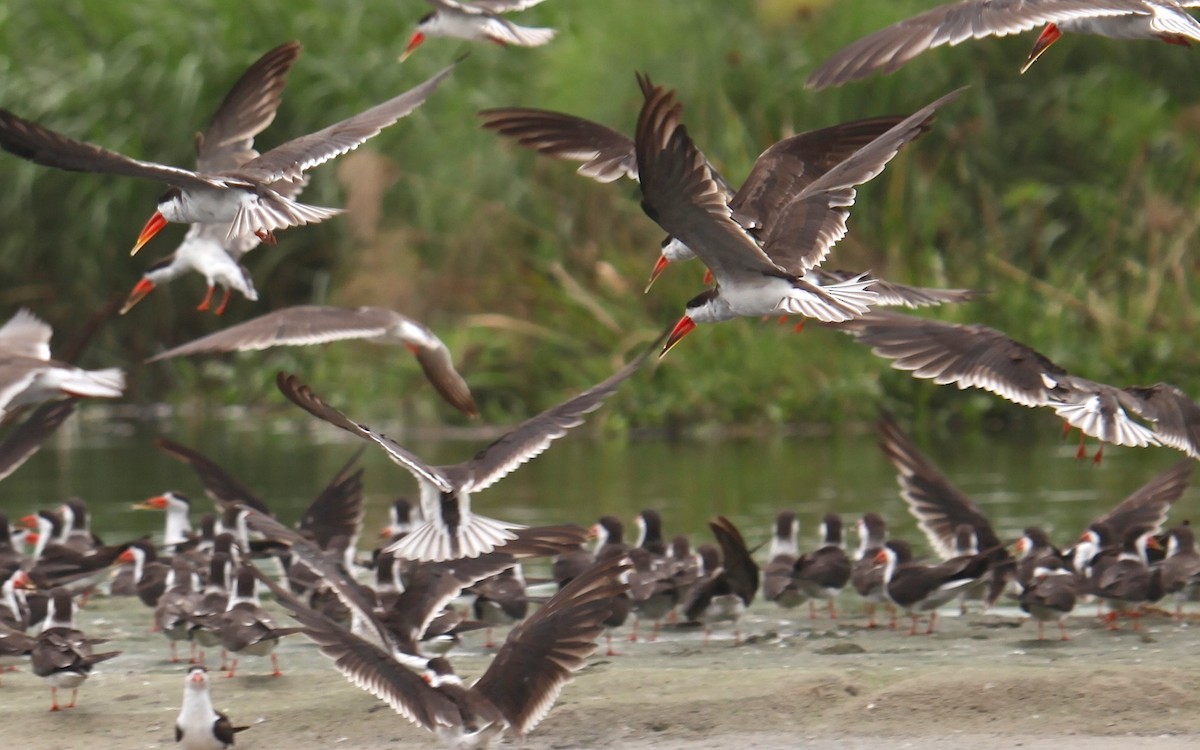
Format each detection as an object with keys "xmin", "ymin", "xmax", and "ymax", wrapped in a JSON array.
[{"xmin": 2, "ymin": 410, "xmax": 1197, "ymax": 554}]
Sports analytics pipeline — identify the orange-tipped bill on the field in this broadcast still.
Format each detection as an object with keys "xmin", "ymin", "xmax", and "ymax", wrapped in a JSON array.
[
  {"xmin": 660, "ymin": 315, "xmax": 697, "ymax": 358},
  {"xmin": 399, "ymin": 32, "xmax": 426, "ymax": 62},
  {"xmin": 131, "ymin": 494, "xmax": 168, "ymax": 511},
  {"xmin": 120, "ymin": 278, "xmax": 156, "ymax": 315},
  {"xmin": 1020, "ymin": 23, "xmax": 1062, "ymax": 74},
  {"xmin": 132, "ymin": 211, "xmax": 168, "ymax": 256},
  {"xmin": 644, "ymin": 255, "xmax": 671, "ymax": 293}
]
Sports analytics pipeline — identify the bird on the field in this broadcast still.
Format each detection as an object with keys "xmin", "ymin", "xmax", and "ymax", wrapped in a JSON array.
[
  {"xmin": 875, "ymin": 539, "xmax": 992, "ymax": 635},
  {"xmin": 0, "ymin": 400, "xmax": 77, "ymax": 482},
  {"xmin": 762, "ymin": 510, "xmax": 806, "ymax": 611},
  {"xmin": 805, "ymin": 0, "xmax": 1200, "ymax": 90},
  {"xmin": 829, "ymin": 310, "xmax": 1200, "ymax": 461},
  {"xmin": 0, "ymin": 46, "xmax": 458, "ymax": 254},
  {"xmin": 633, "ymin": 74, "xmax": 963, "ymax": 354},
  {"xmin": 877, "ymin": 413, "xmax": 1013, "ymax": 607},
  {"xmin": 683, "ymin": 517, "xmax": 760, "ymax": 644},
  {"xmin": 851, "ymin": 512, "xmax": 891, "ymax": 628},
  {"xmin": 262, "ymin": 552, "xmax": 629, "ymax": 749},
  {"xmin": 480, "ymin": 89, "xmax": 977, "ymax": 305},
  {"xmin": 1090, "ymin": 526, "xmax": 1164, "ymax": 630},
  {"xmin": 146, "ymin": 305, "xmax": 479, "ymax": 418},
  {"xmin": 274, "ymin": 335, "xmax": 658, "ymax": 562},
  {"xmin": 216, "ymin": 567, "xmax": 300, "ymax": 677},
  {"xmin": 0, "ymin": 309, "xmax": 124, "ymax": 423},
  {"xmin": 29, "ymin": 587, "xmax": 121, "ymax": 711},
  {"xmin": 1161, "ymin": 524, "xmax": 1200, "ymax": 618},
  {"xmin": 117, "ymin": 41, "xmax": 302, "ymax": 316},
  {"xmin": 176, "ymin": 665, "xmax": 250, "ymax": 750},
  {"xmin": 400, "ymin": 0, "xmax": 556, "ymax": 61},
  {"xmin": 793, "ymin": 513, "xmax": 853, "ymax": 618},
  {"xmin": 1017, "ymin": 560, "xmax": 1078, "ymax": 641}
]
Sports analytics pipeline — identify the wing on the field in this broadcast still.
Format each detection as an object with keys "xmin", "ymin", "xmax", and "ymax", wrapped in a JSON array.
[
  {"xmin": 805, "ymin": 0, "xmax": 1151, "ymax": 89},
  {"xmin": 877, "ymin": 413, "xmax": 1002, "ymax": 558},
  {"xmin": 634, "ymin": 74, "xmax": 781, "ymax": 282},
  {"xmin": 730, "ymin": 116, "xmax": 907, "ymax": 232},
  {"xmin": 1124, "ymin": 383, "xmax": 1200, "ymax": 458},
  {"xmin": 708, "ymin": 516, "xmax": 760, "ymax": 605},
  {"xmin": 0, "ymin": 400, "xmax": 75, "ymax": 482},
  {"xmin": 1051, "ymin": 376, "xmax": 1160, "ymax": 449},
  {"xmin": 256, "ymin": 570, "xmax": 459, "ymax": 731},
  {"xmin": 298, "ymin": 447, "xmax": 366, "ymax": 551},
  {"xmin": 468, "ymin": 0, "xmax": 550, "ymax": 12},
  {"xmin": 148, "ymin": 306, "xmax": 396, "ymax": 359},
  {"xmin": 196, "ymin": 41, "xmax": 302, "ymax": 173},
  {"xmin": 828, "ymin": 310, "xmax": 1068, "ymax": 408},
  {"xmin": 460, "ymin": 339, "xmax": 655, "ymax": 492},
  {"xmin": 0, "ymin": 308, "xmax": 53, "ymax": 359},
  {"xmin": 1093, "ymin": 460, "xmax": 1192, "ymax": 538},
  {"xmin": 810, "ymin": 269, "xmax": 979, "ymax": 308},
  {"xmin": 154, "ymin": 436, "xmax": 271, "ymax": 514},
  {"xmin": 0, "ymin": 109, "xmax": 218, "ymax": 189},
  {"xmin": 237, "ymin": 62, "xmax": 457, "ymax": 184},
  {"xmin": 474, "ymin": 554, "xmax": 629, "ymax": 736},
  {"xmin": 275, "ymin": 372, "xmax": 453, "ymax": 492},
  {"xmin": 478, "ymin": 107, "xmax": 637, "ymax": 184},
  {"xmin": 244, "ymin": 511, "xmax": 393, "ymax": 649},
  {"xmin": 759, "ymin": 89, "xmax": 962, "ymax": 275}
]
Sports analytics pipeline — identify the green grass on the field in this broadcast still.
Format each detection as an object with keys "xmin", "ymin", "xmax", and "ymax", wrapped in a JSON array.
[{"xmin": 1, "ymin": 0, "xmax": 1199, "ymax": 433}]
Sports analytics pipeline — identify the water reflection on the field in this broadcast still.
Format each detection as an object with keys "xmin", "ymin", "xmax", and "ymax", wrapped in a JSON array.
[{"xmin": 3, "ymin": 411, "xmax": 1196, "ymax": 555}]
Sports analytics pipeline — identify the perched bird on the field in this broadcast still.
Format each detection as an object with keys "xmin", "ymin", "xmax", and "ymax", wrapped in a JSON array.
[
  {"xmin": 851, "ymin": 512, "xmax": 890, "ymax": 628},
  {"xmin": 831, "ymin": 311, "xmax": 1200, "ymax": 461},
  {"xmin": 176, "ymin": 665, "xmax": 249, "ymax": 750},
  {"xmin": 1018, "ymin": 561, "xmax": 1078, "ymax": 641},
  {"xmin": 0, "ymin": 47, "xmax": 457, "ymax": 254},
  {"xmin": 118, "ymin": 42, "xmax": 302, "ymax": 316},
  {"xmin": 147, "ymin": 305, "xmax": 478, "ymax": 418},
  {"xmin": 0, "ymin": 309, "xmax": 124, "ymax": 423},
  {"xmin": 1161, "ymin": 524, "xmax": 1200, "ymax": 618},
  {"xmin": 875, "ymin": 539, "xmax": 991, "ymax": 635},
  {"xmin": 683, "ymin": 517, "xmax": 760, "ymax": 644},
  {"xmin": 1014, "ymin": 527, "xmax": 1064, "ymax": 591},
  {"xmin": 265, "ymin": 553, "xmax": 629, "ymax": 749},
  {"xmin": 878, "ymin": 413, "xmax": 1013, "ymax": 606},
  {"xmin": 401, "ymin": 0, "xmax": 556, "ymax": 60},
  {"xmin": 762, "ymin": 511, "xmax": 806, "ymax": 610},
  {"xmin": 274, "ymin": 335, "xmax": 657, "ymax": 562},
  {"xmin": 1091, "ymin": 526, "xmax": 1164, "ymax": 630},
  {"xmin": 633, "ymin": 75, "xmax": 963, "ymax": 354},
  {"xmin": 216, "ymin": 567, "xmax": 300, "ymax": 677},
  {"xmin": 30, "ymin": 587, "xmax": 121, "ymax": 711},
  {"xmin": 806, "ymin": 0, "xmax": 1200, "ymax": 89},
  {"xmin": 793, "ymin": 513, "xmax": 852, "ymax": 618}
]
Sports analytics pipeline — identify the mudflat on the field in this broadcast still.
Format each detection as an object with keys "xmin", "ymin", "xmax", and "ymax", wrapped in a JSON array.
[{"xmin": 5, "ymin": 594, "xmax": 1200, "ymax": 749}]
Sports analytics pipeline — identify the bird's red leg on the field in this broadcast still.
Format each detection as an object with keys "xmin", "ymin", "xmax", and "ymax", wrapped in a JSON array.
[
  {"xmin": 628, "ymin": 618, "xmax": 640, "ymax": 643},
  {"xmin": 1092, "ymin": 445, "xmax": 1104, "ymax": 465},
  {"xmin": 49, "ymin": 687, "xmax": 60, "ymax": 712},
  {"xmin": 865, "ymin": 602, "xmax": 877, "ymax": 629},
  {"xmin": 254, "ymin": 230, "xmax": 277, "ymax": 245},
  {"xmin": 925, "ymin": 611, "xmax": 937, "ymax": 635},
  {"xmin": 606, "ymin": 631, "xmax": 621, "ymax": 656},
  {"xmin": 66, "ymin": 688, "xmax": 78, "ymax": 709},
  {"xmin": 1036, "ymin": 620, "xmax": 1045, "ymax": 641},
  {"xmin": 828, "ymin": 600, "xmax": 838, "ymax": 619},
  {"xmin": 215, "ymin": 288, "xmax": 232, "ymax": 316},
  {"xmin": 1058, "ymin": 620, "xmax": 1071, "ymax": 641},
  {"xmin": 224, "ymin": 658, "xmax": 238, "ymax": 679},
  {"xmin": 196, "ymin": 285, "xmax": 215, "ymax": 312},
  {"xmin": 908, "ymin": 615, "xmax": 919, "ymax": 636},
  {"xmin": 1160, "ymin": 34, "xmax": 1191, "ymax": 47},
  {"xmin": 271, "ymin": 653, "xmax": 282, "ymax": 677},
  {"xmin": 1075, "ymin": 431, "xmax": 1088, "ymax": 461}
]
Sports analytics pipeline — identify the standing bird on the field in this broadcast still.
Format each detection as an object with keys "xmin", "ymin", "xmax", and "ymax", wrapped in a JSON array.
[
  {"xmin": 875, "ymin": 539, "xmax": 991, "ymax": 635},
  {"xmin": 851, "ymin": 513, "xmax": 890, "ymax": 627},
  {"xmin": 0, "ymin": 50, "xmax": 458, "ymax": 254},
  {"xmin": 0, "ymin": 309, "xmax": 124, "ymax": 423},
  {"xmin": 119, "ymin": 41, "xmax": 302, "ymax": 316},
  {"xmin": 633, "ymin": 75, "xmax": 963, "ymax": 354},
  {"xmin": 1161, "ymin": 524, "xmax": 1200, "ymax": 618},
  {"xmin": 1018, "ymin": 561, "xmax": 1077, "ymax": 641},
  {"xmin": 30, "ymin": 587, "xmax": 121, "ymax": 711},
  {"xmin": 274, "ymin": 336, "xmax": 658, "ymax": 562},
  {"xmin": 147, "ymin": 305, "xmax": 478, "ymax": 418},
  {"xmin": 683, "ymin": 517, "xmax": 760, "ymax": 644},
  {"xmin": 176, "ymin": 665, "xmax": 249, "ymax": 749},
  {"xmin": 806, "ymin": 0, "xmax": 1200, "ymax": 89},
  {"xmin": 400, "ymin": 0, "xmax": 556, "ymax": 60},
  {"xmin": 793, "ymin": 513, "xmax": 852, "ymax": 618},
  {"xmin": 762, "ymin": 511, "xmax": 806, "ymax": 611}
]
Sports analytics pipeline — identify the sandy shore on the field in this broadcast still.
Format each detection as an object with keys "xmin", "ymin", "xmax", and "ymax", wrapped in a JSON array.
[{"xmin": 6, "ymin": 594, "xmax": 1200, "ymax": 750}]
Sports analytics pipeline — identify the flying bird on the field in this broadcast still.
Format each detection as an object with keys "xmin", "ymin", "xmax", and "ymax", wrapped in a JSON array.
[
  {"xmin": 0, "ymin": 46, "xmax": 457, "ymax": 255},
  {"xmin": 118, "ymin": 41, "xmax": 302, "ymax": 316},
  {"xmin": 0, "ymin": 309, "xmax": 124, "ymax": 424},
  {"xmin": 480, "ymin": 97, "xmax": 977, "ymax": 305},
  {"xmin": 633, "ymin": 74, "xmax": 962, "ymax": 354},
  {"xmin": 147, "ymin": 305, "xmax": 478, "ymax": 418},
  {"xmin": 275, "ymin": 336, "xmax": 657, "ymax": 562},
  {"xmin": 806, "ymin": 0, "xmax": 1200, "ymax": 89},
  {"xmin": 401, "ymin": 0, "xmax": 556, "ymax": 60}
]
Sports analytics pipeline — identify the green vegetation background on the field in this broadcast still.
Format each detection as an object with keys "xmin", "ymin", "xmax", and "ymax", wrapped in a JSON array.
[{"xmin": 1, "ymin": 0, "xmax": 1197, "ymax": 435}]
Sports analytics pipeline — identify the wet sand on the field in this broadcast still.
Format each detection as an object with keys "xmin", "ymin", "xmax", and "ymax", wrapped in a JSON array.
[{"xmin": 7, "ymin": 593, "xmax": 1200, "ymax": 749}]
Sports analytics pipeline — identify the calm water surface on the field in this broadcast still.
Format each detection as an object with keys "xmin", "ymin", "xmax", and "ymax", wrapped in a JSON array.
[{"xmin": 3, "ymin": 411, "xmax": 1197, "ymax": 553}]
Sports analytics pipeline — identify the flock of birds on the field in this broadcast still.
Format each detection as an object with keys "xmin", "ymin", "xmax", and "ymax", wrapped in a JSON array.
[{"xmin": 2, "ymin": 0, "xmax": 1200, "ymax": 748}]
